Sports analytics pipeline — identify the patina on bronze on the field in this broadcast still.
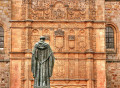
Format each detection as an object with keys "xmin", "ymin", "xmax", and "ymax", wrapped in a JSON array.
[{"xmin": 31, "ymin": 36, "xmax": 55, "ymax": 88}]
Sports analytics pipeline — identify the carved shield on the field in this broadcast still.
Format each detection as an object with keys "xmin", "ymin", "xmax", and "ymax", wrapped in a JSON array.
[
  {"xmin": 54, "ymin": 29, "xmax": 64, "ymax": 49},
  {"xmin": 68, "ymin": 35, "xmax": 75, "ymax": 49},
  {"xmin": 55, "ymin": 36, "xmax": 64, "ymax": 49},
  {"xmin": 69, "ymin": 41, "xmax": 75, "ymax": 49}
]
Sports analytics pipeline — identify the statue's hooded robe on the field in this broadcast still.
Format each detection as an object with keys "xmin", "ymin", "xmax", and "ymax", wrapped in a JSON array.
[{"xmin": 31, "ymin": 41, "xmax": 55, "ymax": 88}]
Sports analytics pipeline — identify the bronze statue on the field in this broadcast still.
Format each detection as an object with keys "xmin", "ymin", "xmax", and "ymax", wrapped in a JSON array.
[{"xmin": 31, "ymin": 36, "xmax": 55, "ymax": 88}]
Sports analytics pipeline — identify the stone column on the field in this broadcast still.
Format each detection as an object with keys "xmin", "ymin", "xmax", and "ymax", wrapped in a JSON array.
[{"xmin": 85, "ymin": 22, "xmax": 94, "ymax": 88}]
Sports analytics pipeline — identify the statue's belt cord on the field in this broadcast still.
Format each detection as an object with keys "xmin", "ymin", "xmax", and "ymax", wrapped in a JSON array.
[{"xmin": 39, "ymin": 53, "xmax": 52, "ymax": 65}]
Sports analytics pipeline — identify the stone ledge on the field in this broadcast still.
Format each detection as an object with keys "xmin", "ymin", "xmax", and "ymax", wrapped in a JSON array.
[
  {"xmin": 106, "ymin": 59, "xmax": 120, "ymax": 62},
  {"xmin": 9, "ymin": 51, "xmax": 106, "ymax": 54},
  {"xmin": 0, "ymin": 59, "xmax": 10, "ymax": 62},
  {"xmin": 29, "ymin": 78, "xmax": 89, "ymax": 81},
  {"xmin": 10, "ymin": 20, "xmax": 106, "ymax": 23}
]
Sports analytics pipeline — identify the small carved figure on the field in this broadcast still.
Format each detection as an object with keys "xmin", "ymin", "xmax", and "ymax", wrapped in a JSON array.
[{"xmin": 31, "ymin": 36, "xmax": 55, "ymax": 88}]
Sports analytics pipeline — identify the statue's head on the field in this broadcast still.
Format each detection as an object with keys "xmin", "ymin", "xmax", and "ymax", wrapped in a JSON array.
[{"xmin": 40, "ymin": 36, "xmax": 45, "ymax": 42}]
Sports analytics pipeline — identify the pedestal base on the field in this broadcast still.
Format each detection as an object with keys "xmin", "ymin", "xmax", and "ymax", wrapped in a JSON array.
[{"xmin": 34, "ymin": 86, "xmax": 50, "ymax": 88}]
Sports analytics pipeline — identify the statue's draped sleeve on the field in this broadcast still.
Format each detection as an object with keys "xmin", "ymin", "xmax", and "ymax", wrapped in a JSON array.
[
  {"xmin": 31, "ymin": 43, "xmax": 38, "ymax": 77},
  {"xmin": 48, "ymin": 46, "xmax": 55, "ymax": 77}
]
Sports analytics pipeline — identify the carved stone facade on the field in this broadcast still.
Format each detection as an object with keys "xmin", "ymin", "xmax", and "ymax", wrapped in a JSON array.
[
  {"xmin": 1, "ymin": 0, "xmax": 120, "ymax": 88},
  {"xmin": 9, "ymin": 0, "xmax": 106, "ymax": 88},
  {"xmin": 30, "ymin": 0, "xmax": 86, "ymax": 21}
]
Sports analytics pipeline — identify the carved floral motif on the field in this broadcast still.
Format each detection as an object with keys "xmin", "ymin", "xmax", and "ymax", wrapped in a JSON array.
[
  {"xmin": 77, "ymin": 29, "xmax": 86, "ymax": 52},
  {"xmin": 30, "ymin": 0, "xmax": 86, "ymax": 20},
  {"xmin": 89, "ymin": 0, "xmax": 96, "ymax": 20}
]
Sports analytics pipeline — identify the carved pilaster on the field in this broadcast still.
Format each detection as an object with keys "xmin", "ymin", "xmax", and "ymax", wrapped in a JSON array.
[
  {"xmin": 25, "ymin": 21, "xmax": 32, "ymax": 52},
  {"xmin": 24, "ymin": 0, "xmax": 32, "ymax": 20},
  {"xmin": 85, "ymin": 22, "xmax": 94, "ymax": 53},
  {"xmin": 86, "ymin": 54, "xmax": 94, "ymax": 88},
  {"xmin": 89, "ymin": 0, "xmax": 96, "ymax": 20}
]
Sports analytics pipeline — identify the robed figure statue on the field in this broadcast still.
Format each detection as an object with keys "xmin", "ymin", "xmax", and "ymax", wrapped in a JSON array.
[{"xmin": 31, "ymin": 36, "xmax": 55, "ymax": 88}]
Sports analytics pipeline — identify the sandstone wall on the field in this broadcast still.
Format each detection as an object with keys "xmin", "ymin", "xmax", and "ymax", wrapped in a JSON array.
[
  {"xmin": 0, "ymin": 61, "xmax": 9, "ymax": 88},
  {"xmin": 0, "ymin": 0, "xmax": 11, "ymax": 88},
  {"xmin": 105, "ymin": 1, "xmax": 120, "ymax": 88}
]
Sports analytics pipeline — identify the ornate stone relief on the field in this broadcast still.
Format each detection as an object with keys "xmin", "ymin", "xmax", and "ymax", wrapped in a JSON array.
[
  {"xmin": 91, "ymin": 29, "xmax": 96, "ymax": 51},
  {"xmin": 31, "ymin": 29, "xmax": 40, "ymax": 48},
  {"xmin": 53, "ymin": 59, "xmax": 67, "ymax": 79},
  {"xmin": 31, "ymin": 28, "xmax": 88, "ymax": 52},
  {"xmin": 21, "ymin": 29, "xmax": 26, "ymax": 51},
  {"xmin": 89, "ymin": 0, "xmax": 96, "ymax": 20},
  {"xmin": 78, "ymin": 60, "xmax": 86, "ymax": 78},
  {"xmin": 21, "ymin": 2, "xmax": 26, "ymax": 20},
  {"xmin": 30, "ymin": 0, "xmax": 86, "ymax": 20},
  {"xmin": 42, "ymin": 29, "xmax": 50, "ymax": 44},
  {"xmin": 54, "ymin": 28, "xmax": 64, "ymax": 36},
  {"xmin": 77, "ymin": 29, "xmax": 86, "ymax": 52},
  {"xmin": 52, "ymin": 2, "xmax": 67, "ymax": 19}
]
